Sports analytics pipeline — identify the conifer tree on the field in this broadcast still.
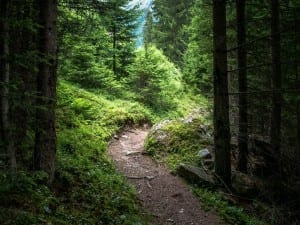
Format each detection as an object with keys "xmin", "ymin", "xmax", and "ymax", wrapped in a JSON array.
[
  {"xmin": 213, "ymin": 0, "xmax": 231, "ymax": 186},
  {"xmin": 0, "ymin": 0, "xmax": 16, "ymax": 169},
  {"xmin": 103, "ymin": 0, "xmax": 138, "ymax": 77},
  {"xmin": 236, "ymin": 0, "xmax": 248, "ymax": 172},
  {"xmin": 33, "ymin": 0, "xmax": 58, "ymax": 182},
  {"xmin": 146, "ymin": 0, "xmax": 193, "ymax": 67},
  {"xmin": 270, "ymin": 0, "xmax": 282, "ymax": 157}
]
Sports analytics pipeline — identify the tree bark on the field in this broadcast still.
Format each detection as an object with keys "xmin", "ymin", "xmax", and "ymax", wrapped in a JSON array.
[
  {"xmin": 297, "ymin": 103, "xmax": 300, "ymax": 164},
  {"xmin": 33, "ymin": 0, "xmax": 58, "ymax": 182},
  {"xmin": 0, "ymin": 0, "xmax": 16, "ymax": 169},
  {"xmin": 236, "ymin": 0, "xmax": 248, "ymax": 173},
  {"xmin": 213, "ymin": 0, "xmax": 231, "ymax": 186},
  {"xmin": 0, "ymin": 0, "xmax": 6, "ymax": 152},
  {"xmin": 270, "ymin": 0, "xmax": 282, "ymax": 156},
  {"xmin": 9, "ymin": 1, "xmax": 38, "ymax": 167}
]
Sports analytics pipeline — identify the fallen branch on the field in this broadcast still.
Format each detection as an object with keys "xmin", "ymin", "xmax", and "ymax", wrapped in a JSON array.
[
  {"xmin": 126, "ymin": 151, "xmax": 142, "ymax": 156},
  {"xmin": 123, "ymin": 129, "xmax": 138, "ymax": 134},
  {"xmin": 126, "ymin": 175, "xmax": 158, "ymax": 180},
  {"xmin": 146, "ymin": 180, "xmax": 152, "ymax": 189}
]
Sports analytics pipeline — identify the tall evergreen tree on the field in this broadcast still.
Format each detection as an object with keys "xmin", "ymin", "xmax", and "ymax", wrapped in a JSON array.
[
  {"xmin": 270, "ymin": 0, "xmax": 282, "ymax": 157},
  {"xmin": 33, "ymin": 0, "xmax": 58, "ymax": 182},
  {"xmin": 144, "ymin": 10, "xmax": 154, "ymax": 56},
  {"xmin": 236, "ymin": 0, "xmax": 248, "ymax": 172},
  {"xmin": 0, "ymin": 0, "xmax": 16, "ymax": 169},
  {"xmin": 103, "ymin": 0, "xmax": 138, "ymax": 77},
  {"xmin": 183, "ymin": 0, "xmax": 213, "ymax": 93},
  {"xmin": 213, "ymin": 0, "xmax": 231, "ymax": 186},
  {"xmin": 146, "ymin": 0, "xmax": 194, "ymax": 67}
]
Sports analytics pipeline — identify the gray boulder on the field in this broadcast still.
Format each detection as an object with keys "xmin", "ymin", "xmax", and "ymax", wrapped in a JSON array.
[
  {"xmin": 176, "ymin": 163, "xmax": 216, "ymax": 186},
  {"xmin": 198, "ymin": 148, "xmax": 211, "ymax": 159}
]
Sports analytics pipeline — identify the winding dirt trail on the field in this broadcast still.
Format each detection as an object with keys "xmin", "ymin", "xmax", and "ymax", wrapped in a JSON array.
[{"xmin": 108, "ymin": 127, "xmax": 221, "ymax": 225}]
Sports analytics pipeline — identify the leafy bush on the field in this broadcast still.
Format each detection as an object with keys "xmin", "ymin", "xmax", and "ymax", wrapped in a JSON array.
[
  {"xmin": 126, "ymin": 46, "xmax": 183, "ymax": 112},
  {"xmin": 59, "ymin": 35, "xmax": 122, "ymax": 92}
]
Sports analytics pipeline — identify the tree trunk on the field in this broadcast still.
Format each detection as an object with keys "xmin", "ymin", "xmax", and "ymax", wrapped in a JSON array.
[
  {"xmin": 270, "ymin": 0, "xmax": 282, "ymax": 157},
  {"xmin": 0, "ymin": 0, "xmax": 16, "ymax": 169},
  {"xmin": 33, "ymin": 0, "xmax": 58, "ymax": 183},
  {"xmin": 0, "ymin": 0, "xmax": 6, "ymax": 152},
  {"xmin": 297, "ymin": 103, "xmax": 300, "ymax": 164},
  {"xmin": 213, "ymin": 0, "xmax": 231, "ymax": 186},
  {"xmin": 236, "ymin": 0, "xmax": 248, "ymax": 173},
  {"xmin": 9, "ymin": 1, "xmax": 38, "ymax": 167}
]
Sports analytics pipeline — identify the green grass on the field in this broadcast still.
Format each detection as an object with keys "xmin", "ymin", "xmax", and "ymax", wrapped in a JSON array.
[
  {"xmin": 193, "ymin": 188, "xmax": 268, "ymax": 225},
  {"xmin": 0, "ymin": 80, "xmax": 153, "ymax": 225}
]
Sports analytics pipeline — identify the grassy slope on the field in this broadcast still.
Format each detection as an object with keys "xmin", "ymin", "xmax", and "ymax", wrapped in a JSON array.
[{"xmin": 0, "ymin": 81, "xmax": 153, "ymax": 225}]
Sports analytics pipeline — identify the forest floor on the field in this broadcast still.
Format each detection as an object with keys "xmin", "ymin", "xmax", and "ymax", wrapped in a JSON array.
[{"xmin": 108, "ymin": 127, "xmax": 222, "ymax": 225}]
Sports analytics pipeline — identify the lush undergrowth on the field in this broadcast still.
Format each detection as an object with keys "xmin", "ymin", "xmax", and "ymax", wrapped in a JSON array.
[
  {"xmin": 0, "ymin": 79, "xmax": 268, "ymax": 225},
  {"xmin": 193, "ymin": 188, "xmax": 268, "ymax": 225},
  {"xmin": 0, "ymin": 81, "xmax": 154, "ymax": 225}
]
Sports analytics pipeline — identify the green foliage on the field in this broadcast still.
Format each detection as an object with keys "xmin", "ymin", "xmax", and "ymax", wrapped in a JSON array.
[
  {"xmin": 193, "ymin": 188, "xmax": 268, "ymax": 225},
  {"xmin": 0, "ymin": 81, "xmax": 153, "ymax": 225},
  {"xmin": 126, "ymin": 46, "xmax": 183, "ymax": 112},
  {"xmin": 0, "ymin": 171, "xmax": 57, "ymax": 225},
  {"xmin": 58, "ymin": 7, "xmax": 120, "ymax": 92},
  {"xmin": 146, "ymin": 0, "xmax": 194, "ymax": 66},
  {"xmin": 183, "ymin": 0, "xmax": 213, "ymax": 94},
  {"xmin": 58, "ymin": 2, "xmax": 138, "ymax": 91},
  {"xmin": 101, "ymin": 0, "xmax": 139, "ymax": 77},
  {"xmin": 60, "ymin": 38, "xmax": 117, "ymax": 89}
]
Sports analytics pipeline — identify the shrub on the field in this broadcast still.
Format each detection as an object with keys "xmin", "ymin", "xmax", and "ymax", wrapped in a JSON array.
[{"xmin": 126, "ymin": 46, "xmax": 183, "ymax": 112}]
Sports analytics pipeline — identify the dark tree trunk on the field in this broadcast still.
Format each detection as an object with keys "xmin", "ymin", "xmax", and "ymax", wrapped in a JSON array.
[
  {"xmin": 236, "ymin": 0, "xmax": 248, "ymax": 173},
  {"xmin": 0, "ymin": 0, "xmax": 16, "ymax": 169},
  {"xmin": 297, "ymin": 103, "xmax": 300, "ymax": 163},
  {"xmin": 0, "ymin": 0, "xmax": 6, "ymax": 151},
  {"xmin": 9, "ymin": 1, "xmax": 38, "ymax": 167},
  {"xmin": 213, "ymin": 0, "xmax": 231, "ymax": 186},
  {"xmin": 33, "ymin": 0, "xmax": 58, "ymax": 182},
  {"xmin": 270, "ymin": 0, "xmax": 282, "ymax": 156}
]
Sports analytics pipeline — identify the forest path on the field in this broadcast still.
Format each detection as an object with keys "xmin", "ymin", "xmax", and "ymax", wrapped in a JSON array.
[{"xmin": 108, "ymin": 127, "xmax": 221, "ymax": 225}]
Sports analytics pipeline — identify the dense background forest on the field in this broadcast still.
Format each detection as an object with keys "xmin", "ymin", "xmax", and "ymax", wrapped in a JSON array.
[{"xmin": 0, "ymin": 0, "xmax": 299, "ymax": 224}]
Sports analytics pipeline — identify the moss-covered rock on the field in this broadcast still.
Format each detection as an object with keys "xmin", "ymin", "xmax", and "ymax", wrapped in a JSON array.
[{"xmin": 144, "ymin": 110, "xmax": 213, "ymax": 170}]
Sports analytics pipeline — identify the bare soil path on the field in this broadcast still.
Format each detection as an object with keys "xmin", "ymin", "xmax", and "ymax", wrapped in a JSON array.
[{"xmin": 108, "ymin": 127, "xmax": 222, "ymax": 225}]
